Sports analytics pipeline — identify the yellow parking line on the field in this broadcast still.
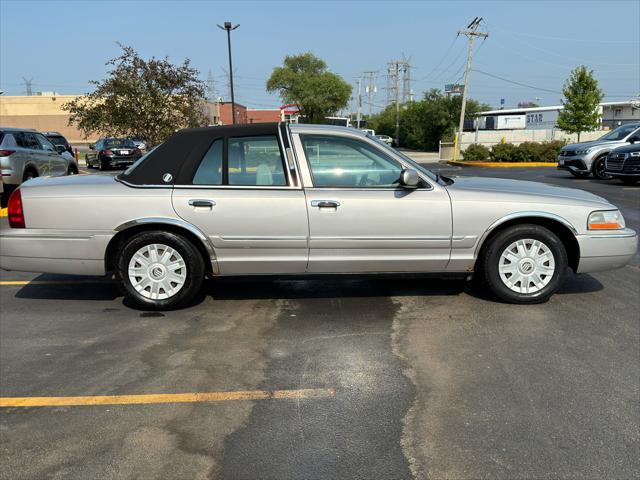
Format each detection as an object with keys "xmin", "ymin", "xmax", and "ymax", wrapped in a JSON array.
[
  {"xmin": 0, "ymin": 208, "xmax": 7, "ymax": 218},
  {"xmin": 0, "ymin": 280, "xmax": 112, "ymax": 286},
  {"xmin": 0, "ymin": 388, "xmax": 335, "ymax": 408}
]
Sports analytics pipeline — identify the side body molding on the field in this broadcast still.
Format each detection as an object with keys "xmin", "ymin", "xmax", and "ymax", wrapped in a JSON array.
[
  {"xmin": 114, "ymin": 217, "xmax": 219, "ymax": 274},
  {"xmin": 474, "ymin": 211, "xmax": 579, "ymax": 256}
]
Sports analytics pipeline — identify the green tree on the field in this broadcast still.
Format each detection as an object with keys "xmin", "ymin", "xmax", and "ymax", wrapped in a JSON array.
[
  {"xmin": 368, "ymin": 89, "xmax": 488, "ymax": 150},
  {"xmin": 64, "ymin": 44, "xmax": 208, "ymax": 147},
  {"xmin": 556, "ymin": 65, "xmax": 603, "ymax": 142},
  {"xmin": 266, "ymin": 52, "xmax": 352, "ymax": 124}
]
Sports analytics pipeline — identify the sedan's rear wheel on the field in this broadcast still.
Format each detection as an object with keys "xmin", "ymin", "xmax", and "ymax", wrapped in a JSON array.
[
  {"xmin": 116, "ymin": 231, "xmax": 204, "ymax": 310},
  {"xmin": 480, "ymin": 224, "xmax": 568, "ymax": 304}
]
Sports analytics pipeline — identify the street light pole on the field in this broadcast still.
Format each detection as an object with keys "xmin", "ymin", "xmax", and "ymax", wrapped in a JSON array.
[{"xmin": 217, "ymin": 21, "xmax": 240, "ymax": 124}]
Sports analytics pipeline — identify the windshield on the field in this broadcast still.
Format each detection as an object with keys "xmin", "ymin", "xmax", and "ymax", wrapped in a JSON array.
[
  {"xmin": 598, "ymin": 124, "xmax": 639, "ymax": 142},
  {"xmin": 368, "ymin": 135, "xmax": 439, "ymax": 182},
  {"xmin": 105, "ymin": 138, "xmax": 136, "ymax": 148},
  {"xmin": 122, "ymin": 145, "xmax": 159, "ymax": 175}
]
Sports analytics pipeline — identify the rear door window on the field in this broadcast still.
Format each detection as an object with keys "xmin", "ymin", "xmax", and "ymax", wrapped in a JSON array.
[
  {"xmin": 23, "ymin": 132, "xmax": 42, "ymax": 150},
  {"xmin": 192, "ymin": 139, "xmax": 223, "ymax": 185},
  {"xmin": 228, "ymin": 136, "xmax": 287, "ymax": 186}
]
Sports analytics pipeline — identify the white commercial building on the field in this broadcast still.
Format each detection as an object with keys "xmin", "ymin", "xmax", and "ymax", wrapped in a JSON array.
[{"xmin": 475, "ymin": 100, "xmax": 639, "ymax": 131}]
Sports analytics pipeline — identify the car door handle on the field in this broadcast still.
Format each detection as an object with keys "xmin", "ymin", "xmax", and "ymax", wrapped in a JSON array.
[
  {"xmin": 311, "ymin": 200, "xmax": 340, "ymax": 208},
  {"xmin": 188, "ymin": 199, "xmax": 215, "ymax": 208}
]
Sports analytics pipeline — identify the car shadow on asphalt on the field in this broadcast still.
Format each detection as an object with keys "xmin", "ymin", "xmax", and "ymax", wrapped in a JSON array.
[{"xmin": 11, "ymin": 271, "xmax": 603, "ymax": 306}]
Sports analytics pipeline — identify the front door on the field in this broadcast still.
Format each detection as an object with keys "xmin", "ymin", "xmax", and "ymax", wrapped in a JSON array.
[
  {"xmin": 172, "ymin": 133, "xmax": 309, "ymax": 275},
  {"xmin": 297, "ymin": 133, "xmax": 452, "ymax": 273}
]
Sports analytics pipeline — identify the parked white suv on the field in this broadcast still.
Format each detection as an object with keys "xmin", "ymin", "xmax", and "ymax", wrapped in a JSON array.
[{"xmin": 557, "ymin": 123, "xmax": 640, "ymax": 179}]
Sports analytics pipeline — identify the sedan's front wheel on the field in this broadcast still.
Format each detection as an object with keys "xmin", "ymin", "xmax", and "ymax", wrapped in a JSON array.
[
  {"xmin": 592, "ymin": 155, "xmax": 612, "ymax": 180},
  {"xmin": 115, "ymin": 231, "xmax": 205, "ymax": 310},
  {"xmin": 479, "ymin": 224, "xmax": 568, "ymax": 304}
]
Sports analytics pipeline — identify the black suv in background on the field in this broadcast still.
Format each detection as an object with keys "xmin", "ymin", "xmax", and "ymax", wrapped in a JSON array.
[
  {"xmin": 605, "ymin": 142, "xmax": 640, "ymax": 185},
  {"xmin": 86, "ymin": 138, "xmax": 142, "ymax": 170},
  {"xmin": 42, "ymin": 131, "xmax": 73, "ymax": 156}
]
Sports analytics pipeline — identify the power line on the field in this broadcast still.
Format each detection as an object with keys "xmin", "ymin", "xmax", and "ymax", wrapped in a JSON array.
[
  {"xmin": 492, "ymin": 26, "xmax": 639, "ymax": 44},
  {"xmin": 472, "ymin": 68, "xmax": 562, "ymax": 94}
]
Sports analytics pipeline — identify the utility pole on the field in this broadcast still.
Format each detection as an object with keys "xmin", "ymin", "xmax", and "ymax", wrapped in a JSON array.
[
  {"xmin": 356, "ymin": 77, "xmax": 362, "ymax": 128},
  {"xmin": 363, "ymin": 71, "xmax": 377, "ymax": 117},
  {"xmin": 390, "ymin": 62, "xmax": 401, "ymax": 146},
  {"xmin": 454, "ymin": 17, "xmax": 488, "ymax": 160},
  {"xmin": 217, "ymin": 21, "xmax": 240, "ymax": 124},
  {"xmin": 21, "ymin": 77, "xmax": 33, "ymax": 96}
]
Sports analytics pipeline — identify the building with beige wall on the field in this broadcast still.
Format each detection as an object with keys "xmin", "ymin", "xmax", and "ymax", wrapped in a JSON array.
[
  {"xmin": 1, "ymin": 94, "xmax": 283, "ymax": 144},
  {"xmin": 0, "ymin": 94, "xmax": 97, "ymax": 143}
]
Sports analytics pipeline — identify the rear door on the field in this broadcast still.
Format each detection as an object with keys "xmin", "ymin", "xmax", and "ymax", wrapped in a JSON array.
[
  {"xmin": 293, "ymin": 130, "xmax": 452, "ymax": 273},
  {"xmin": 172, "ymin": 130, "xmax": 309, "ymax": 275}
]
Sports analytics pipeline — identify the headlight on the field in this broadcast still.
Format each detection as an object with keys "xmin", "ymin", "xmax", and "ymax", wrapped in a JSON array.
[
  {"xmin": 588, "ymin": 210, "xmax": 626, "ymax": 230},
  {"xmin": 576, "ymin": 147, "xmax": 595, "ymax": 155}
]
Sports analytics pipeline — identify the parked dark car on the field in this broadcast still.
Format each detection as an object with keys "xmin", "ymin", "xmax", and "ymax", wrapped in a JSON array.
[
  {"xmin": 42, "ymin": 131, "xmax": 73, "ymax": 156},
  {"xmin": 605, "ymin": 142, "xmax": 640, "ymax": 185},
  {"xmin": 86, "ymin": 138, "xmax": 142, "ymax": 170}
]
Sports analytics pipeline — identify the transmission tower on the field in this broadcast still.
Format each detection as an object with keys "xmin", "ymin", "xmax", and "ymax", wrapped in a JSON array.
[
  {"xmin": 206, "ymin": 69, "xmax": 217, "ymax": 102},
  {"xmin": 363, "ymin": 71, "xmax": 378, "ymax": 117},
  {"xmin": 22, "ymin": 77, "xmax": 33, "ymax": 96},
  {"xmin": 401, "ymin": 62, "xmax": 413, "ymax": 103}
]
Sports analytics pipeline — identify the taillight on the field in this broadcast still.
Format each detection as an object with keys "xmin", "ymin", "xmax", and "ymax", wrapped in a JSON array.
[
  {"xmin": 7, "ymin": 188, "xmax": 25, "ymax": 228},
  {"xmin": 102, "ymin": 149, "xmax": 113, "ymax": 155},
  {"xmin": 0, "ymin": 149, "xmax": 15, "ymax": 156}
]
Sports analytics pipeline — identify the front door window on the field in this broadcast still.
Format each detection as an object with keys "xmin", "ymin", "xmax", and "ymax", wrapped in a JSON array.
[{"xmin": 300, "ymin": 135, "xmax": 402, "ymax": 188}]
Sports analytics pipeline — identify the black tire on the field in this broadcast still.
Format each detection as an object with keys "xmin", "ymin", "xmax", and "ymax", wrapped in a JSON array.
[
  {"xmin": 67, "ymin": 164, "xmax": 78, "ymax": 175},
  {"xmin": 621, "ymin": 178, "xmax": 639, "ymax": 185},
  {"xmin": 479, "ymin": 224, "xmax": 568, "ymax": 304},
  {"xmin": 98, "ymin": 159, "xmax": 106, "ymax": 171},
  {"xmin": 592, "ymin": 155, "xmax": 612, "ymax": 180},
  {"xmin": 569, "ymin": 170, "xmax": 590, "ymax": 178},
  {"xmin": 115, "ymin": 231, "xmax": 205, "ymax": 310},
  {"xmin": 22, "ymin": 169, "xmax": 38, "ymax": 182}
]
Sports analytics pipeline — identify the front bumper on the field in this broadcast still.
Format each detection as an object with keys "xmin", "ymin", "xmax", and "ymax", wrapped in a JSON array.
[
  {"xmin": 557, "ymin": 156, "xmax": 589, "ymax": 172},
  {"xmin": 0, "ymin": 228, "xmax": 114, "ymax": 276},
  {"xmin": 576, "ymin": 228, "xmax": 638, "ymax": 273}
]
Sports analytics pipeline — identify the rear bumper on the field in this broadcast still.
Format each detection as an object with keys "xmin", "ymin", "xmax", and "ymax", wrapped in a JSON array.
[
  {"xmin": 576, "ymin": 229, "xmax": 638, "ymax": 273},
  {"xmin": 0, "ymin": 228, "xmax": 114, "ymax": 275}
]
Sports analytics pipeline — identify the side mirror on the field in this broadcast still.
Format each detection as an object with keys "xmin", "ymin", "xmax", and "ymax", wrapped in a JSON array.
[
  {"xmin": 399, "ymin": 168, "xmax": 420, "ymax": 189},
  {"xmin": 55, "ymin": 145, "xmax": 66, "ymax": 154},
  {"xmin": 628, "ymin": 135, "xmax": 639, "ymax": 144}
]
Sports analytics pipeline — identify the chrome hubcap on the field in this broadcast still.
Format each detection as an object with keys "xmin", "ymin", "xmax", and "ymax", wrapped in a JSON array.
[
  {"xmin": 498, "ymin": 239, "xmax": 555, "ymax": 294},
  {"xmin": 128, "ymin": 243, "xmax": 187, "ymax": 300}
]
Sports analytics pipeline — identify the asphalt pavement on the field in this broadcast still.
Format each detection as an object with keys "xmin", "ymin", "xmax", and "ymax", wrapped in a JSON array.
[{"xmin": 0, "ymin": 165, "xmax": 638, "ymax": 479}]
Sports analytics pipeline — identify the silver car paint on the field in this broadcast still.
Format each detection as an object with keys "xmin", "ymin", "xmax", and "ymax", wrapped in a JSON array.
[
  {"xmin": 0, "ymin": 129, "xmax": 74, "ymax": 185},
  {"xmin": 557, "ymin": 125, "xmax": 640, "ymax": 172},
  {"xmin": 0, "ymin": 125, "xmax": 637, "ymax": 278}
]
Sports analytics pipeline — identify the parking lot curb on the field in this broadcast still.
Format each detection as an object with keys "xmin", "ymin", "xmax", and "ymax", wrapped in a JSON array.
[{"xmin": 447, "ymin": 161, "xmax": 558, "ymax": 168}]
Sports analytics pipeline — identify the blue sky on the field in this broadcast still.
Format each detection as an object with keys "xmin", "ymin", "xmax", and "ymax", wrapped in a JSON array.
[{"xmin": 1, "ymin": 0, "xmax": 638, "ymax": 111}]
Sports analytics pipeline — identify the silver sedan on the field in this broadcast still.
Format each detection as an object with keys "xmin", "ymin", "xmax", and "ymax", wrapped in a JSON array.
[{"xmin": 1, "ymin": 123, "xmax": 636, "ymax": 310}]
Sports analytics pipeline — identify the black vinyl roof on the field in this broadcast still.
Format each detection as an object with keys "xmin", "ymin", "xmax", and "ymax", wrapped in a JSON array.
[{"xmin": 118, "ymin": 123, "xmax": 280, "ymax": 186}]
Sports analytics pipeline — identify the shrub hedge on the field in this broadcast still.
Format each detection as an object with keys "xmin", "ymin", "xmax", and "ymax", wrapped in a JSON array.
[{"xmin": 462, "ymin": 140, "xmax": 566, "ymax": 162}]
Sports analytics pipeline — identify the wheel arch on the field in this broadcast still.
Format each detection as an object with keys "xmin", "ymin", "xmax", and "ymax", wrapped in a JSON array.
[
  {"xmin": 105, "ymin": 217, "xmax": 218, "ymax": 275},
  {"xmin": 474, "ymin": 212, "xmax": 580, "ymax": 272}
]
